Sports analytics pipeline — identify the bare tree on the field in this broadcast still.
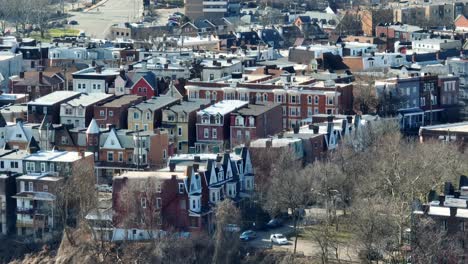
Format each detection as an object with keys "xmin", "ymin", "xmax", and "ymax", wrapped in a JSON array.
[
  {"xmin": 212, "ymin": 199, "xmax": 241, "ymax": 264},
  {"xmin": 263, "ymin": 151, "xmax": 313, "ymax": 258},
  {"xmin": 353, "ymin": 75, "xmax": 379, "ymax": 115}
]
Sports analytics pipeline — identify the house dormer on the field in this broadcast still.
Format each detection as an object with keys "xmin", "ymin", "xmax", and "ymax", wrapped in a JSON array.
[
  {"xmin": 225, "ymin": 159, "xmax": 232, "ymax": 179},
  {"xmin": 190, "ymin": 195, "xmax": 201, "ymax": 212},
  {"xmin": 189, "ymin": 173, "xmax": 202, "ymax": 194},
  {"xmin": 235, "ymin": 116, "xmax": 244, "ymax": 126},
  {"xmin": 217, "ymin": 169, "xmax": 224, "ymax": 182},
  {"xmin": 102, "ymin": 128, "xmax": 123, "ymax": 149},
  {"xmin": 208, "ymin": 161, "xmax": 218, "ymax": 185}
]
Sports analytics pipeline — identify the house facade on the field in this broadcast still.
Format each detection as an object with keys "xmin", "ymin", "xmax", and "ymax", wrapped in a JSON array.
[
  {"xmin": 93, "ymin": 95, "xmax": 145, "ymax": 129},
  {"xmin": 27, "ymin": 91, "xmax": 81, "ymax": 124},
  {"xmin": 60, "ymin": 93, "xmax": 114, "ymax": 129}
]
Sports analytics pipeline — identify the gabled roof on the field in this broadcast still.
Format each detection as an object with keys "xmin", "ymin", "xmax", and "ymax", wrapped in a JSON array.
[{"xmin": 296, "ymin": 16, "xmax": 312, "ymax": 23}]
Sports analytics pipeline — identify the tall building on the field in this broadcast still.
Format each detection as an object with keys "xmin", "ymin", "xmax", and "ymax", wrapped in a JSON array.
[{"xmin": 185, "ymin": 0, "xmax": 239, "ymax": 21}]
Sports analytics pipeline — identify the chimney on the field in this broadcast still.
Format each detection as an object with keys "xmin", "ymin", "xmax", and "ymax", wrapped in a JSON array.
[
  {"xmin": 92, "ymin": 60, "xmax": 96, "ymax": 67},
  {"xmin": 164, "ymin": 64, "xmax": 169, "ymax": 69},
  {"xmin": 327, "ymin": 115, "xmax": 334, "ymax": 135},
  {"xmin": 312, "ymin": 125, "xmax": 319, "ymax": 134},
  {"xmin": 96, "ymin": 66, "xmax": 102, "ymax": 74},
  {"xmin": 346, "ymin": 115, "xmax": 353, "ymax": 125},
  {"xmin": 193, "ymin": 163, "xmax": 199, "ymax": 172},
  {"xmin": 439, "ymin": 195, "xmax": 445, "ymax": 206},
  {"xmin": 293, "ymin": 124, "xmax": 299, "ymax": 134},
  {"xmin": 194, "ymin": 156, "xmax": 201, "ymax": 162},
  {"xmin": 265, "ymin": 139, "xmax": 272, "ymax": 148},
  {"xmin": 169, "ymin": 162, "xmax": 176, "ymax": 172},
  {"xmin": 79, "ymin": 150, "xmax": 85, "ymax": 158},
  {"xmin": 38, "ymin": 71, "xmax": 43, "ymax": 84},
  {"xmin": 19, "ymin": 72, "xmax": 24, "ymax": 78},
  {"xmin": 128, "ymin": 64, "xmax": 134, "ymax": 71}
]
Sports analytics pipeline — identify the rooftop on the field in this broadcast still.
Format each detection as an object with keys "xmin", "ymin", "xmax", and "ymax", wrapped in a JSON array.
[
  {"xmin": 232, "ymin": 102, "xmax": 280, "ymax": 116},
  {"xmin": 420, "ymin": 121, "xmax": 468, "ymax": 133},
  {"xmin": 250, "ymin": 137, "xmax": 302, "ymax": 148},
  {"xmin": 28, "ymin": 91, "xmax": 80, "ymax": 106},
  {"xmin": 63, "ymin": 93, "xmax": 114, "ymax": 107},
  {"xmin": 131, "ymin": 96, "xmax": 180, "ymax": 111},
  {"xmin": 100, "ymin": 94, "xmax": 143, "ymax": 107},
  {"xmin": 198, "ymin": 100, "xmax": 248, "ymax": 116},
  {"xmin": 114, "ymin": 170, "xmax": 186, "ymax": 180}
]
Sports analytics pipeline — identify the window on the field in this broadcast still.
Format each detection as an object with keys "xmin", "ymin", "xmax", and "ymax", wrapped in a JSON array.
[
  {"xmin": 26, "ymin": 162, "xmax": 35, "ymax": 172},
  {"xmin": 163, "ymin": 149, "xmax": 167, "ymax": 159},
  {"xmin": 141, "ymin": 197, "xmax": 147, "ymax": 208},
  {"xmin": 50, "ymin": 163, "xmax": 54, "ymax": 172},
  {"xmin": 204, "ymin": 128, "xmax": 209, "ymax": 138},
  {"xmin": 107, "ymin": 152, "xmax": 114, "ymax": 162},
  {"xmin": 327, "ymin": 96, "xmax": 334, "ymax": 105},
  {"xmin": 93, "ymin": 84, "xmax": 97, "ymax": 90},
  {"xmin": 206, "ymin": 91, "xmax": 211, "ymax": 99},
  {"xmin": 10, "ymin": 161, "xmax": 18, "ymax": 169},
  {"xmin": 156, "ymin": 198, "xmax": 162, "ymax": 209},
  {"xmin": 143, "ymin": 124, "xmax": 148, "ymax": 131},
  {"xmin": 118, "ymin": 152, "xmax": 123, "ymax": 162},
  {"xmin": 133, "ymin": 112, "xmax": 140, "ymax": 119},
  {"xmin": 179, "ymin": 183, "xmax": 185, "ymax": 194},
  {"xmin": 212, "ymin": 128, "xmax": 217, "ymax": 139},
  {"xmin": 0, "ymin": 161, "xmax": 3, "ymax": 169},
  {"xmin": 308, "ymin": 96, "xmax": 312, "ymax": 104},
  {"xmin": 156, "ymin": 183, "xmax": 162, "ymax": 193},
  {"xmin": 245, "ymin": 131, "xmax": 250, "ymax": 141},
  {"xmin": 65, "ymin": 108, "xmax": 72, "ymax": 115},
  {"xmin": 146, "ymin": 112, "xmax": 151, "ymax": 120},
  {"xmin": 237, "ymin": 130, "xmax": 242, "ymax": 141},
  {"xmin": 314, "ymin": 96, "xmax": 319, "ymax": 104},
  {"xmin": 263, "ymin": 93, "xmax": 268, "ymax": 102},
  {"xmin": 290, "ymin": 95, "xmax": 297, "ymax": 103},
  {"xmin": 314, "ymin": 107, "xmax": 319, "ymax": 114},
  {"xmin": 276, "ymin": 94, "xmax": 282, "ymax": 103},
  {"xmin": 42, "ymin": 184, "xmax": 48, "ymax": 192},
  {"xmin": 40, "ymin": 162, "xmax": 46, "ymax": 172},
  {"xmin": 178, "ymin": 127, "xmax": 182, "ymax": 136},
  {"xmin": 109, "ymin": 111, "xmax": 114, "ymax": 117},
  {"xmin": 28, "ymin": 182, "xmax": 33, "ymax": 192}
]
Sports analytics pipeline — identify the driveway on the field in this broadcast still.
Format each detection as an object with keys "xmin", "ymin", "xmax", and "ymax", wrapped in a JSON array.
[{"xmin": 67, "ymin": 0, "xmax": 143, "ymax": 38}]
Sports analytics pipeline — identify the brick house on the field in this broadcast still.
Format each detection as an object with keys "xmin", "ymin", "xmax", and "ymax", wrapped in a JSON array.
[
  {"xmin": 9, "ymin": 71, "xmax": 66, "ymax": 101},
  {"xmin": 195, "ymin": 100, "xmax": 248, "ymax": 153},
  {"xmin": 110, "ymin": 147, "xmax": 255, "ymax": 240},
  {"xmin": 93, "ymin": 127, "xmax": 171, "ymax": 183},
  {"xmin": 229, "ymin": 102, "xmax": 283, "ymax": 147},
  {"xmin": 59, "ymin": 93, "xmax": 114, "ymax": 129},
  {"xmin": 93, "ymin": 95, "xmax": 145, "ymax": 129},
  {"xmin": 127, "ymin": 95, "xmax": 180, "ymax": 132},
  {"xmin": 186, "ymin": 73, "xmax": 354, "ymax": 129}
]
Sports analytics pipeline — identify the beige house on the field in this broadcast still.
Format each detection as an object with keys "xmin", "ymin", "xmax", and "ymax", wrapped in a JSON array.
[
  {"xmin": 162, "ymin": 99, "xmax": 210, "ymax": 154},
  {"xmin": 127, "ymin": 96, "xmax": 180, "ymax": 132}
]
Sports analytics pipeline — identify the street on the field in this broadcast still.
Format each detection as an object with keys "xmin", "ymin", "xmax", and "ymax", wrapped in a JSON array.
[{"xmin": 68, "ymin": 0, "xmax": 143, "ymax": 38}]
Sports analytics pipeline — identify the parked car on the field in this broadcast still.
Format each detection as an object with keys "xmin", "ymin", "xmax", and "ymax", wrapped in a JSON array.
[
  {"xmin": 266, "ymin": 218, "xmax": 283, "ymax": 228},
  {"xmin": 68, "ymin": 20, "xmax": 78, "ymax": 25},
  {"xmin": 240, "ymin": 230, "xmax": 257, "ymax": 241},
  {"xmin": 96, "ymin": 184, "xmax": 112, "ymax": 193},
  {"xmin": 270, "ymin": 234, "xmax": 288, "ymax": 245}
]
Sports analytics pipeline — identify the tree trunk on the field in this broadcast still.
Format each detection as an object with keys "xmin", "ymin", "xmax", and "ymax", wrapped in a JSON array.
[{"xmin": 293, "ymin": 215, "xmax": 298, "ymax": 256}]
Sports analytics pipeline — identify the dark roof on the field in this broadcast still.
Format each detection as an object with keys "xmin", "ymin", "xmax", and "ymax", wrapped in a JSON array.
[
  {"xmin": 258, "ymin": 29, "xmax": 284, "ymax": 48},
  {"xmin": 236, "ymin": 31, "xmax": 260, "ymax": 46},
  {"xmin": 297, "ymin": 16, "xmax": 311, "ymax": 23},
  {"xmin": 232, "ymin": 102, "xmax": 280, "ymax": 116},
  {"xmin": 127, "ymin": 70, "xmax": 157, "ymax": 89},
  {"xmin": 99, "ymin": 94, "xmax": 144, "ymax": 107},
  {"xmin": 193, "ymin": 19, "xmax": 215, "ymax": 29},
  {"xmin": 12, "ymin": 72, "xmax": 63, "ymax": 87}
]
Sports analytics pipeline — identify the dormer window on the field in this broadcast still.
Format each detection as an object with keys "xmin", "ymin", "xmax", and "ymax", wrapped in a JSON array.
[
  {"xmin": 202, "ymin": 114, "xmax": 209, "ymax": 124},
  {"xmin": 215, "ymin": 114, "xmax": 222, "ymax": 124},
  {"xmin": 190, "ymin": 195, "xmax": 201, "ymax": 212},
  {"xmin": 249, "ymin": 117, "xmax": 255, "ymax": 127},
  {"xmin": 218, "ymin": 171, "xmax": 224, "ymax": 181},
  {"xmin": 235, "ymin": 116, "xmax": 244, "ymax": 126}
]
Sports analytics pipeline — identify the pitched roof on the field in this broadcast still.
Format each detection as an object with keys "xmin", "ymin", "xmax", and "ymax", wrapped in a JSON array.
[
  {"xmin": 455, "ymin": 14, "xmax": 468, "ymax": 28},
  {"xmin": 86, "ymin": 118, "xmax": 100, "ymax": 134}
]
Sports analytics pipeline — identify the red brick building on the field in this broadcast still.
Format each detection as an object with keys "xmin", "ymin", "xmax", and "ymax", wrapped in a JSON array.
[
  {"xmin": 230, "ymin": 102, "xmax": 283, "ymax": 147},
  {"xmin": 10, "ymin": 71, "xmax": 66, "ymax": 101},
  {"xmin": 186, "ymin": 73, "xmax": 353, "ymax": 130},
  {"xmin": 93, "ymin": 95, "xmax": 145, "ymax": 129}
]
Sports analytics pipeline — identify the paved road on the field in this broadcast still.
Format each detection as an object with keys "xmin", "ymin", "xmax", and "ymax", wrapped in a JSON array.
[{"xmin": 68, "ymin": 0, "xmax": 143, "ymax": 38}]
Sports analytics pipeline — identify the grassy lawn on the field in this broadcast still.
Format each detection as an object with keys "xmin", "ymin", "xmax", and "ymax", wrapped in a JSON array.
[{"xmin": 29, "ymin": 28, "xmax": 80, "ymax": 42}]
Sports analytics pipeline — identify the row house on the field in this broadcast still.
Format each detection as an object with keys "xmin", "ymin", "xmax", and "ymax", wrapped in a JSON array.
[
  {"xmin": 0, "ymin": 173, "xmax": 20, "ymax": 235},
  {"xmin": 72, "ymin": 66, "xmax": 120, "ymax": 94},
  {"xmin": 60, "ymin": 93, "xmax": 114, "ymax": 129},
  {"xmin": 195, "ymin": 100, "xmax": 248, "ymax": 153},
  {"xmin": 0, "ymin": 104, "xmax": 27, "ymax": 123},
  {"xmin": 93, "ymin": 95, "xmax": 145, "ymax": 129},
  {"xmin": 186, "ymin": 72, "xmax": 353, "ymax": 129},
  {"xmin": 229, "ymin": 102, "xmax": 283, "ymax": 147},
  {"xmin": 447, "ymin": 57, "xmax": 468, "ymax": 120},
  {"xmin": 0, "ymin": 93, "xmax": 29, "ymax": 107},
  {"xmin": 27, "ymin": 91, "xmax": 81, "ymax": 124},
  {"xmin": 342, "ymin": 53, "xmax": 408, "ymax": 72},
  {"xmin": 375, "ymin": 74, "xmax": 460, "ymax": 132},
  {"xmin": 89, "ymin": 124, "xmax": 170, "ymax": 182},
  {"xmin": 161, "ymin": 99, "xmax": 211, "ymax": 154},
  {"xmin": 9, "ymin": 71, "xmax": 66, "ymax": 101},
  {"xmin": 374, "ymin": 23, "xmax": 423, "ymax": 52},
  {"xmin": 127, "ymin": 95, "xmax": 180, "ymax": 132},
  {"xmin": 13, "ymin": 174, "xmax": 63, "ymax": 239},
  {"xmin": 200, "ymin": 58, "xmax": 243, "ymax": 82},
  {"xmin": 109, "ymin": 147, "xmax": 254, "ymax": 240}
]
